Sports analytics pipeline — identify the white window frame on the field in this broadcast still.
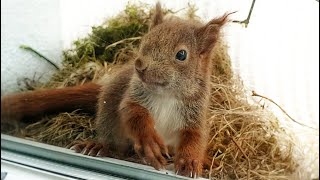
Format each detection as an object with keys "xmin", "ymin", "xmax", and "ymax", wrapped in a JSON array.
[{"xmin": 1, "ymin": 134, "xmax": 206, "ymax": 180}]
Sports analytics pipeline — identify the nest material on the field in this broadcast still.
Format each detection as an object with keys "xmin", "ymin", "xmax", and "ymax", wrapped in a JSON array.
[
  {"xmin": 21, "ymin": 112, "xmax": 96, "ymax": 147},
  {"xmin": 3, "ymin": 3, "xmax": 298, "ymax": 180}
]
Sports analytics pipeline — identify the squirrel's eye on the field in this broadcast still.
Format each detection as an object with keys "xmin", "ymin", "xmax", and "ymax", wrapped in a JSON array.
[{"xmin": 175, "ymin": 50, "xmax": 187, "ymax": 61}]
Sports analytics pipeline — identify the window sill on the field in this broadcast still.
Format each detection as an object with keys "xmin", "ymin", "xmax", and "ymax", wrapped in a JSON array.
[{"xmin": 1, "ymin": 134, "xmax": 205, "ymax": 180}]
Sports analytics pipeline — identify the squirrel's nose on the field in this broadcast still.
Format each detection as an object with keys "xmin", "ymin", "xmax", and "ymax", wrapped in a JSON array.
[{"xmin": 135, "ymin": 58, "xmax": 147, "ymax": 73}]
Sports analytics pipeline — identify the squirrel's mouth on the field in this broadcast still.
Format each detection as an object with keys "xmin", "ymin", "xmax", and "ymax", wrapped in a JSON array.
[
  {"xmin": 137, "ymin": 72, "xmax": 168, "ymax": 87},
  {"xmin": 145, "ymin": 81, "xmax": 168, "ymax": 87},
  {"xmin": 141, "ymin": 78, "xmax": 168, "ymax": 87}
]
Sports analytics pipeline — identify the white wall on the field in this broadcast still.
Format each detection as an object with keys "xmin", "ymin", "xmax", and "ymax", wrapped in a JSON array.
[
  {"xmin": 230, "ymin": 1, "xmax": 319, "ymax": 177},
  {"xmin": 1, "ymin": 0, "xmax": 63, "ymax": 95}
]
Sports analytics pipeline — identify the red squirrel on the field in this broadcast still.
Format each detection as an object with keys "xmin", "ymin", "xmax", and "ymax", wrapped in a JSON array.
[{"xmin": 1, "ymin": 3, "xmax": 229, "ymax": 178}]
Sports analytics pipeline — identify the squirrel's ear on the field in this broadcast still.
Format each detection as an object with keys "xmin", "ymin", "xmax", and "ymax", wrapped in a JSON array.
[
  {"xmin": 150, "ymin": 2, "xmax": 163, "ymax": 29},
  {"xmin": 196, "ymin": 13, "xmax": 231, "ymax": 55}
]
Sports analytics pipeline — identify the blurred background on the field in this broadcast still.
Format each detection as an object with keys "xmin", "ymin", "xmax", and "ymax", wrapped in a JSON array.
[{"xmin": 1, "ymin": 0, "xmax": 319, "ymax": 179}]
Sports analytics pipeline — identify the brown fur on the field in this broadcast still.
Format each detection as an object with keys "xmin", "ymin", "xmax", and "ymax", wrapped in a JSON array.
[
  {"xmin": 1, "ymin": 3, "xmax": 229, "ymax": 178},
  {"xmin": 1, "ymin": 83, "xmax": 101, "ymax": 122}
]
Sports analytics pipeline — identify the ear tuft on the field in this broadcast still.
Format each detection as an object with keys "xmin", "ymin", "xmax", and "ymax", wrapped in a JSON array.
[
  {"xmin": 150, "ymin": 2, "xmax": 163, "ymax": 30},
  {"xmin": 196, "ymin": 12, "xmax": 234, "ymax": 55}
]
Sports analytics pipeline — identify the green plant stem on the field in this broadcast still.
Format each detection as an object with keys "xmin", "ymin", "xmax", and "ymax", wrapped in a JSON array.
[
  {"xmin": 252, "ymin": 90, "xmax": 317, "ymax": 130},
  {"xmin": 232, "ymin": 0, "xmax": 256, "ymax": 28},
  {"xmin": 20, "ymin": 45, "xmax": 60, "ymax": 70}
]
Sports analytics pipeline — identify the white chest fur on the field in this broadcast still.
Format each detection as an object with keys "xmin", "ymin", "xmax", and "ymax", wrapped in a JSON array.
[{"xmin": 145, "ymin": 94, "xmax": 184, "ymax": 148}]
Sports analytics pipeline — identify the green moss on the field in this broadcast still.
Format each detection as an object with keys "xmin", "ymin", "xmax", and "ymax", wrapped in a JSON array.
[
  {"xmin": 63, "ymin": 3, "xmax": 151, "ymax": 67},
  {"xmin": 20, "ymin": 3, "xmax": 151, "ymax": 89}
]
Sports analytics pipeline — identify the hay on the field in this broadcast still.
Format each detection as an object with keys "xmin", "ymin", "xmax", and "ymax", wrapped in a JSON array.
[
  {"xmin": 205, "ymin": 76, "xmax": 297, "ymax": 179},
  {"xmin": 21, "ymin": 111, "xmax": 96, "ymax": 147},
  {"xmin": 3, "ymin": 3, "xmax": 299, "ymax": 179}
]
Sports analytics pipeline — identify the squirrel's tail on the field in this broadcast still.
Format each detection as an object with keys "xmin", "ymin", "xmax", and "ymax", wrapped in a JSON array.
[{"xmin": 1, "ymin": 83, "xmax": 101, "ymax": 122}]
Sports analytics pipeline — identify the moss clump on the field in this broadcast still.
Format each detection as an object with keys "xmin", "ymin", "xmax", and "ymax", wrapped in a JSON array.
[
  {"xmin": 64, "ymin": 3, "xmax": 151, "ymax": 65},
  {"xmin": 24, "ymin": 3, "xmax": 152, "ymax": 89}
]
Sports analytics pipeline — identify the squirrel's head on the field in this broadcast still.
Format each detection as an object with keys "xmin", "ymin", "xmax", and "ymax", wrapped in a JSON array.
[{"xmin": 135, "ymin": 3, "xmax": 229, "ymax": 95}]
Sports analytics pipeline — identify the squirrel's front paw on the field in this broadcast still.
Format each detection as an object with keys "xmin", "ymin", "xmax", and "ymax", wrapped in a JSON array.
[
  {"xmin": 69, "ymin": 140, "xmax": 109, "ymax": 157},
  {"xmin": 174, "ymin": 156, "xmax": 203, "ymax": 178},
  {"xmin": 133, "ymin": 132, "xmax": 169, "ymax": 170}
]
